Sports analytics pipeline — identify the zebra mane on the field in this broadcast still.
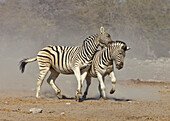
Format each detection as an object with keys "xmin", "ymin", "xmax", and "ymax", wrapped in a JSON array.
[
  {"xmin": 108, "ymin": 40, "xmax": 126, "ymax": 46},
  {"xmin": 115, "ymin": 40, "xmax": 126, "ymax": 45},
  {"xmin": 109, "ymin": 40, "xmax": 127, "ymax": 51},
  {"xmin": 108, "ymin": 40, "xmax": 126, "ymax": 45}
]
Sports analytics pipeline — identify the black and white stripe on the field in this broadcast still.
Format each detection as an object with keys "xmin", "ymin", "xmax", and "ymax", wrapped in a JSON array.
[
  {"xmin": 83, "ymin": 40, "xmax": 130, "ymax": 99},
  {"xmin": 19, "ymin": 27, "xmax": 112, "ymax": 100}
]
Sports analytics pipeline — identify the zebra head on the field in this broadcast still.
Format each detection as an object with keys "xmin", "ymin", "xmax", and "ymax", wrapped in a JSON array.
[
  {"xmin": 98, "ymin": 26, "xmax": 112, "ymax": 47},
  {"xmin": 110, "ymin": 41, "xmax": 130, "ymax": 70}
]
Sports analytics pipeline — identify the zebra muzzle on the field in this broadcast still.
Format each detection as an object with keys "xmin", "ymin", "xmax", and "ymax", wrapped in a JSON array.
[
  {"xmin": 116, "ymin": 62, "xmax": 123, "ymax": 70},
  {"xmin": 110, "ymin": 89, "xmax": 115, "ymax": 94}
]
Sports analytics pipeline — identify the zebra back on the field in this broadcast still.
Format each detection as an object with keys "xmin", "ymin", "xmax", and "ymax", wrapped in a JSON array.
[{"xmin": 36, "ymin": 34, "xmax": 102, "ymax": 73}]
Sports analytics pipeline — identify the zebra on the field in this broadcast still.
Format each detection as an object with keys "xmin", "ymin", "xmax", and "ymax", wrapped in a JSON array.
[
  {"xmin": 19, "ymin": 27, "xmax": 112, "ymax": 101},
  {"xmin": 82, "ymin": 40, "xmax": 130, "ymax": 100}
]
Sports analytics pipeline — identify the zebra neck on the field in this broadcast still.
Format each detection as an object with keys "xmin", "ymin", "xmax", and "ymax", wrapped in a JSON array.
[
  {"xmin": 102, "ymin": 48, "xmax": 112, "ymax": 65},
  {"xmin": 109, "ymin": 47, "xmax": 119, "ymax": 61},
  {"xmin": 82, "ymin": 34, "xmax": 99, "ymax": 61}
]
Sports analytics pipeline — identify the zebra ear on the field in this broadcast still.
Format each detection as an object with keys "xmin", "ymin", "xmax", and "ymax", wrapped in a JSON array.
[
  {"xmin": 100, "ymin": 26, "xmax": 105, "ymax": 34},
  {"xmin": 126, "ymin": 47, "xmax": 131, "ymax": 51},
  {"xmin": 122, "ymin": 45, "xmax": 131, "ymax": 51},
  {"xmin": 121, "ymin": 45, "xmax": 127, "ymax": 51}
]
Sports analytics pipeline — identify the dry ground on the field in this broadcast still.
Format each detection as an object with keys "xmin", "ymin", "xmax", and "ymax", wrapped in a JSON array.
[{"xmin": 0, "ymin": 80, "xmax": 169, "ymax": 121}]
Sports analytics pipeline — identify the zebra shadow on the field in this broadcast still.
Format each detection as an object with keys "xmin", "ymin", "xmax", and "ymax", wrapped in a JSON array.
[
  {"xmin": 80, "ymin": 96, "xmax": 134, "ymax": 102},
  {"xmin": 61, "ymin": 95, "xmax": 75, "ymax": 100},
  {"xmin": 43, "ymin": 94, "xmax": 76, "ymax": 100},
  {"xmin": 24, "ymin": 95, "xmax": 133, "ymax": 102},
  {"xmin": 55, "ymin": 94, "xmax": 134, "ymax": 102},
  {"xmin": 39, "ymin": 92, "xmax": 134, "ymax": 102}
]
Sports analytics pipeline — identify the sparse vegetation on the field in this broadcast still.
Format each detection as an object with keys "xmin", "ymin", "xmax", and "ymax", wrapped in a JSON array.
[{"xmin": 0, "ymin": 0, "xmax": 169, "ymax": 58}]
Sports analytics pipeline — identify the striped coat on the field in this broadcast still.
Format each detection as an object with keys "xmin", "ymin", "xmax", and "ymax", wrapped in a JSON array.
[
  {"xmin": 19, "ymin": 27, "xmax": 112, "ymax": 101},
  {"xmin": 82, "ymin": 41, "xmax": 130, "ymax": 99}
]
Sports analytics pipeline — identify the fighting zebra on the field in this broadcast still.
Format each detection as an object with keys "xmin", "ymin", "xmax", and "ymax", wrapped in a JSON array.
[
  {"xmin": 19, "ymin": 27, "xmax": 112, "ymax": 101},
  {"xmin": 82, "ymin": 40, "xmax": 130, "ymax": 100}
]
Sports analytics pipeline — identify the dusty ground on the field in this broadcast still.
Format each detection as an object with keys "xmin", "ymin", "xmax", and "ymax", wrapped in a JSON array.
[{"xmin": 0, "ymin": 80, "xmax": 169, "ymax": 121}]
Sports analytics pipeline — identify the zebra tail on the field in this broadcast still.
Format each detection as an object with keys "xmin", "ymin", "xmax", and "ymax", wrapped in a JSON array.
[{"xmin": 19, "ymin": 57, "xmax": 37, "ymax": 73}]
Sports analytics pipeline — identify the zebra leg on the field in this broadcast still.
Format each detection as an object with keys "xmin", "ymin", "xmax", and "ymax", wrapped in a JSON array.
[
  {"xmin": 83, "ymin": 76, "xmax": 91, "ymax": 99},
  {"xmin": 73, "ymin": 66, "xmax": 82, "ymax": 101},
  {"xmin": 47, "ymin": 68, "xmax": 62, "ymax": 99},
  {"xmin": 81, "ymin": 65, "xmax": 90, "ymax": 86},
  {"xmin": 96, "ymin": 72, "xmax": 106, "ymax": 100},
  {"xmin": 109, "ymin": 71, "xmax": 116, "ymax": 94},
  {"xmin": 98, "ymin": 83, "xmax": 102, "ymax": 98},
  {"xmin": 80, "ymin": 66, "xmax": 91, "ymax": 99},
  {"xmin": 36, "ymin": 68, "xmax": 49, "ymax": 98}
]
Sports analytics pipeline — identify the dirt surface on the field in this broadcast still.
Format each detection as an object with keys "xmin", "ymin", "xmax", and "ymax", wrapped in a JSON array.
[
  {"xmin": 0, "ymin": 80, "xmax": 169, "ymax": 121},
  {"xmin": 0, "ymin": 1, "xmax": 170, "ymax": 121}
]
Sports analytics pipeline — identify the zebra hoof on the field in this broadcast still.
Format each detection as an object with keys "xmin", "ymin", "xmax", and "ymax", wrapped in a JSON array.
[
  {"xmin": 36, "ymin": 96, "xmax": 44, "ymax": 99},
  {"xmin": 57, "ymin": 92, "xmax": 63, "ymax": 99},
  {"xmin": 82, "ymin": 95, "xmax": 87, "ymax": 99},
  {"xmin": 75, "ymin": 95, "xmax": 80, "ymax": 102},
  {"xmin": 76, "ymin": 94, "xmax": 82, "ymax": 102},
  {"xmin": 99, "ymin": 97, "xmax": 106, "ymax": 101},
  {"xmin": 110, "ymin": 89, "xmax": 115, "ymax": 94}
]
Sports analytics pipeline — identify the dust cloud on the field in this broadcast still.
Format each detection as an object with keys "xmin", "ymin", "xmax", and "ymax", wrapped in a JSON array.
[{"xmin": 0, "ymin": 0, "xmax": 169, "ymax": 99}]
